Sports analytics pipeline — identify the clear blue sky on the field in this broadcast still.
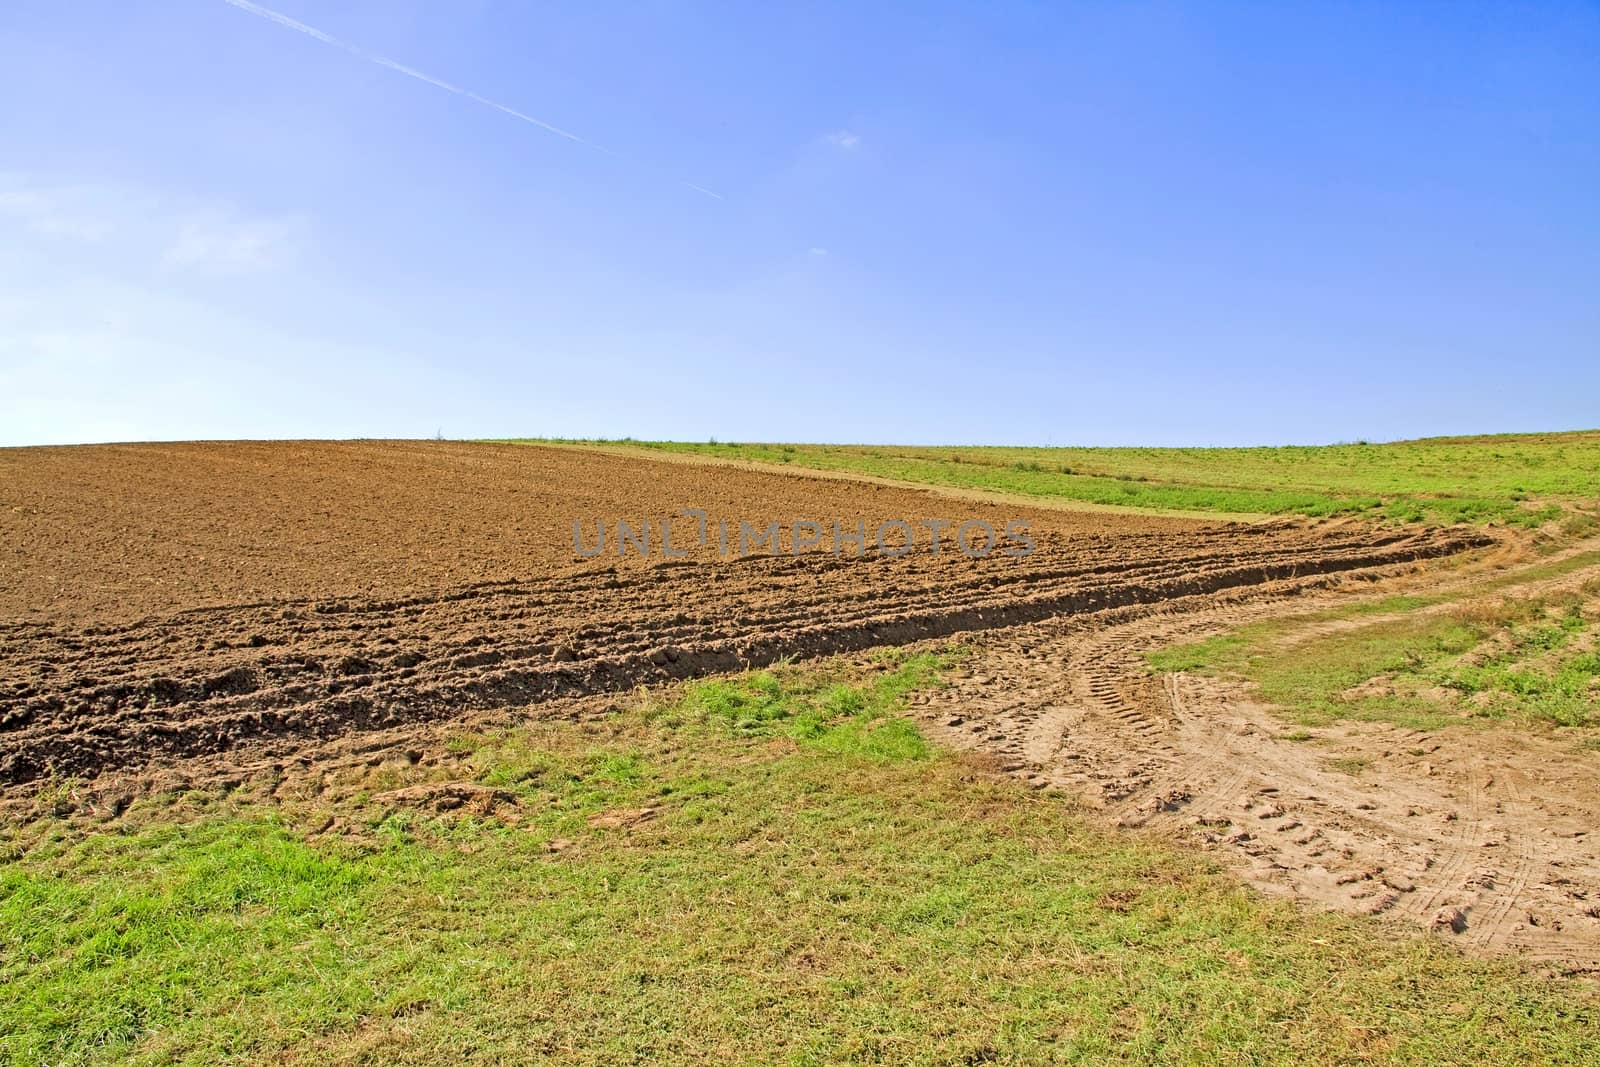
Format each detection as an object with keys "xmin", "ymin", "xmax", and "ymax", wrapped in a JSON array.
[{"xmin": 2, "ymin": 1, "xmax": 1596, "ymax": 447}]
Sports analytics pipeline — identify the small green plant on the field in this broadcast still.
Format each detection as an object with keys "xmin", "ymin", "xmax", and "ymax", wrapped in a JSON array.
[{"xmin": 1326, "ymin": 756, "xmax": 1370, "ymax": 776}]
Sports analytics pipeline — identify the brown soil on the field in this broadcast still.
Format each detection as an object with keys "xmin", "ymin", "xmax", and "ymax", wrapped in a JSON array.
[{"xmin": 0, "ymin": 441, "xmax": 1479, "ymax": 784}]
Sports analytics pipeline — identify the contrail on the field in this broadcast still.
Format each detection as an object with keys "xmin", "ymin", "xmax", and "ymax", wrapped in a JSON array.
[{"xmin": 217, "ymin": 0, "xmax": 721, "ymax": 198}]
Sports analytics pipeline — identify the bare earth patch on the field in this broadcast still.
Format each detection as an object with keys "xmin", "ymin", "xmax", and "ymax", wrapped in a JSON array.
[{"xmin": 913, "ymin": 546, "xmax": 1600, "ymax": 974}]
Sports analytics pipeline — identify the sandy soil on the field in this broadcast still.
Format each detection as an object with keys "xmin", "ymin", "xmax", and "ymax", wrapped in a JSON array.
[{"xmin": 914, "ymin": 543, "xmax": 1600, "ymax": 975}]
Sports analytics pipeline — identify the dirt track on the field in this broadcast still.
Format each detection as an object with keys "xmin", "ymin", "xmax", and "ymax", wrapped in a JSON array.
[{"xmin": 916, "ymin": 544, "xmax": 1600, "ymax": 974}]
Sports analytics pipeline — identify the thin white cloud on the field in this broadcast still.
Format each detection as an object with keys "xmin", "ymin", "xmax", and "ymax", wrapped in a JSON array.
[
  {"xmin": 0, "ymin": 180, "xmax": 138, "ymax": 242},
  {"xmin": 823, "ymin": 129, "xmax": 861, "ymax": 149},
  {"xmin": 808, "ymin": 247, "xmax": 828, "ymax": 256},
  {"xmin": 217, "ymin": 0, "xmax": 720, "ymax": 199},
  {"xmin": 1, "ymin": 174, "xmax": 297, "ymax": 274},
  {"xmin": 165, "ymin": 214, "xmax": 294, "ymax": 273}
]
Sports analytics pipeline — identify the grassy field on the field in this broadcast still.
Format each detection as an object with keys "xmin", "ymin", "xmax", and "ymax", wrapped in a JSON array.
[
  {"xmin": 513, "ymin": 431, "xmax": 1600, "ymax": 527},
  {"xmin": 5, "ymin": 650, "xmax": 1597, "ymax": 1065},
  {"xmin": 1148, "ymin": 559, "xmax": 1600, "ymax": 735}
]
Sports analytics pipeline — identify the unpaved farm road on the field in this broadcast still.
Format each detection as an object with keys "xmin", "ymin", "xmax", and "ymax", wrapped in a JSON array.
[{"xmin": 916, "ymin": 542, "xmax": 1600, "ymax": 975}]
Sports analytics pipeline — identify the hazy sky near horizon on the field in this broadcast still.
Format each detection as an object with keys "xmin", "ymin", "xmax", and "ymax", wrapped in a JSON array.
[{"xmin": 2, "ymin": 1, "xmax": 1596, "ymax": 448}]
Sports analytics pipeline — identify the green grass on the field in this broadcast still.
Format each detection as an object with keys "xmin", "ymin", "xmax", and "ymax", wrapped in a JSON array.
[
  {"xmin": 507, "ymin": 430, "xmax": 1600, "ymax": 527},
  {"xmin": 1438, "ymin": 599, "xmax": 1599, "ymax": 727},
  {"xmin": 1148, "ymin": 584, "xmax": 1600, "ymax": 732},
  {"xmin": 4, "ymin": 651, "xmax": 1598, "ymax": 1065}
]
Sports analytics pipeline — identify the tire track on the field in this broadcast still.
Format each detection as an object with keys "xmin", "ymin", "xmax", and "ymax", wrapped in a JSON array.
[{"xmin": 914, "ymin": 550, "xmax": 1600, "ymax": 971}]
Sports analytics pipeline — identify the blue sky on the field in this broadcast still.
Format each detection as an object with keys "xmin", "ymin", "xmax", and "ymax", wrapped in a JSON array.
[{"xmin": 2, "ymin": 1, "xmax": 1596, "ymax": 447}]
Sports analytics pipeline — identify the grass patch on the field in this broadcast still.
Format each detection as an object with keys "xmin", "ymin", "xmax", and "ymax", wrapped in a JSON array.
[
  {"xmin": 1437, "ymin": 600, "xmax": 1598, "ymax": 727},
  {"xmin": 3, "ymin": 651, "xmax": 1598, "ymax": 1064},
  {"xmin": 508, "ymin": 431, "xmax": 1600, "ymax": 527},
  {"xmin": 674, "ymin": 649, "xmax": 943, "ymax": 761},
  {"xmin": 1149, "ymin": 588, "xmax": 1600, "ymax": 732}
]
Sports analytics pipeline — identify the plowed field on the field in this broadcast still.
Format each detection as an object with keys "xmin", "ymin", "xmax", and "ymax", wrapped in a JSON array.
[{"xmin": 0, "ymin": 441, "xmax": 1482, "ymax": 784}]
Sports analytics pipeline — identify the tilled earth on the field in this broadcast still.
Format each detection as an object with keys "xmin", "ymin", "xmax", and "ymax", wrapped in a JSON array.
[{"xmin": 0, "ymin": 441, "xmax": 1482, "ymax": 784}]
